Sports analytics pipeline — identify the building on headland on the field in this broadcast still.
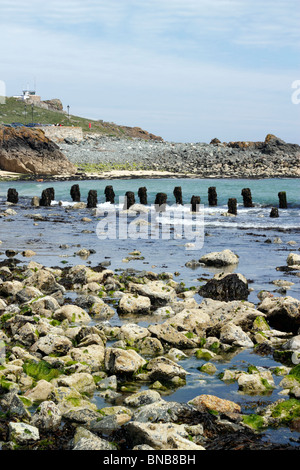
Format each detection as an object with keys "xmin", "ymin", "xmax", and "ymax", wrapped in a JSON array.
[{"xmin": 13, "ymin": 89, "xmax": 41, "ymax": 103}]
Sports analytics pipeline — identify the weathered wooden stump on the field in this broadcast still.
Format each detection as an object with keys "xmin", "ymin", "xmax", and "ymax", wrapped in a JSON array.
[
  {"xmin": 278, "ymin": 191, "xmax": 287, "ymax": 209},
  {"xmin": 138, "ymin": 187, "xmax": 147, "ymax": 205},
  {"xmin": 173, "ymin": 186, "xmax": 183, "ymax": 205},
  {"xmin": 241, "ymin": 188, "xmax": 254, "ymax": 207},
  {"xmin": 190, "ymin": 195, "xmax": 200, "ymax": 212},
  {"xmin": 123, "ymin": 191, "xmax": 135, "ymax": 210},
  {"xmin": 70, "ymin": 184, "xmax": 81, "ymax": 202},
  {"xmin": 40, "ymin": 188, "xmax": 55, "ymax": 207},
  {"xmin": 228, "ymin": 198, "xmax": 237, "ymax": 215},
  {"xmin": 155, "ymin": 192, "xmax": 167, "ymax": 211},
  {"xmin": 7, "ymin": 188, "xmax": 18, "ymax": 204},
  {"xmin": 208, "ymin": 187, "xmax": 217, "ymax": 206},
  {"xmin": 87, "ymin": 190, "xmax": 98, "ymax": 208},
  {"xmin": 105, "ymin": 185, "xmax": 115, "ymax": 204},
  {"xmin": 270, "ymin": 207, "xmax": 279, "ymax": 218}
]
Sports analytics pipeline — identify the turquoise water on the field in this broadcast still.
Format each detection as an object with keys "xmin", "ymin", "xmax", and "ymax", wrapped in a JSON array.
[{"xmin": 0, "ymin": 177, "xmax": 300, "ymax": 446}]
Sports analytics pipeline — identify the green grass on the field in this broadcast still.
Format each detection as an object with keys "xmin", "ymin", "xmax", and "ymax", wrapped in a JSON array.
[{"xmin": 0, "ymin": 97, "xmax": 139, "ymax": 137}]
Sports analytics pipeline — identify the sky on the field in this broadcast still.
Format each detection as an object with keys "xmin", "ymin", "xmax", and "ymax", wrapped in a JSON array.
[{"xmin": 0, "ymin": 0, "xmax": 299, "ymax": 143}]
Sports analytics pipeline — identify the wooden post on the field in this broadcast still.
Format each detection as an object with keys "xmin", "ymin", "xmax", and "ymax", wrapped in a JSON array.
[
  {"xmin": 278, "ymin": 191, "xmax": 287, "ymax": 209},
  {"xmin": 208, "ymin": 187, "xmax": 217, "ymax": 206},
  {"xmin": 138, "ymin": 187, "xmax": 147, "ymax": 205},
  {"xmin": 173, "ymin": 186, "xmax": 183, "ymax": 205},
  {"xmin": 190, "ymin": 195, "xmax": 200, "ymax": 212},
  {"xmin": 87, "ymin": 190, "xmax": 97, "ymax": 208},
  {"xmin": 105, "ymin": 185, "xmax": 115, "ymax": 204},
  {"xmin": 228, "ymin": 198, "xmax": 237, "ymax": 215},
  {"xmin": 241, "ymin": 188, "xmax": 254, "ymax": 207},
  {"xmin": 155, "ymin": 193, "xmax": 167, "ymax": 211},
  {"xmin": 70, "ymin": 184, "xmax": 81, "ymax": 202},
  {"xmin": 123, "ymin": 191, "xmax": 135, "ymax": 210},
  {"xmin": 7, "ymin": 188, "xmax": 18, "ymax": 204}
]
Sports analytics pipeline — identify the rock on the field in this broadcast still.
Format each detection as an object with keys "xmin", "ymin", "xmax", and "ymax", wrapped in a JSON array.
[
  {"xmin": 125, "ymin": 421, "xmax": 205, "ymax": 450},
  {"xmin": 8, "ymin": 422, "xmax": 40, "ymax": 444},
  {"xmin": 199, "ymin": 272, "xmax": 249, "ymax": 301},
  {"xmin": 258, "ymin": 296, "xmax": 300, "ymax": 333},
  {"xmin": 270, "ymin": 207, "xmax": 279, "ymax": 218},
  {"xmin": 69, "ymin": 344, "xmax": 105, "ymax": 372},
  {"xmin": 118, "ymin": 323, "xmax": 150, "ymax": 344},
  {"xmin": 50, "ymin": 386, "xmax": 98, "ymax": 414},
  {"xmin": 189, "ymin": 394, "xmax": 241, "ymax": 414},
  {"xmin": 24, "ymin": 269, "xmax": 63, "ymax": 294},
  {"xmin": 72, "ymin": 427, "xmax": 116, "ymax": 450},
  {"xmin": 56, "ymin": 372, "xmax": 96, "ymax": 395},
  {"xmin": 118, "ymin": 293, "xmax": 151, "ymax": 315},
  {"xmin": 146, "ymin": 356, "xmax": 187, "ymax": 382},
  {"xmin": 219, "ymin": 322, "xmax": 254, "ymax": 348},
  {"xmin": 124, "ymin": 390, "xmax": 161, "ymax": 408},
  {"xmin": 237, "ymin": 370, "xmax": 275, "ymax": 393},
  {"xmin": 52, "ymin": 304, "xmax": 91, "ymax": 324},
  {"xmin": 31, "ymin": 400, "xmax": 62, "ymax": 431},
  {"xmin": 22, "ymin": 250, "xmax": 36, "ymax": 257},
  {"xmin": 31, "ymin": 333, "xmax": 73, "ymax": 356},
  {"xmin": 199, "ymin": 249, "xmax": 239, "ymax": 267},
  {"xmin": 287, "ymin": 253, "xmax": 300, "ymax": 267},
  {"xmin": 129, "ymin": 280, "xmax": 177, "ymax": 307},
  {"xmin": 0, "ymin": 126, "xmax": 76, "ymax": 175},
  {"xmin": 31, "ymin": 196, "xmax": 40, "ymax": 206},
  {"xmin": 24, "ymin": 379, "xmax": 54, "ymax": 403},
  {"xmin": 148, "ymin": 323, "xmax": 198, "ymax": 349},
  {"xmin": 104, "ymin": 348, "xmax": 146, "ymax": 375}
]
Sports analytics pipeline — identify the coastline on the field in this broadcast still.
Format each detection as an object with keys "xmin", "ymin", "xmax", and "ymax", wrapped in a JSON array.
[{"xmin": 1, "ymin": 169, "xmax": 300, "ymax": 182}]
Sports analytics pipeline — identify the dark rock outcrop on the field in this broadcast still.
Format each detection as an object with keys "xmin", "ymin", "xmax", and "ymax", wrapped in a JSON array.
[
  {"xmin": 0, "ymin": 126, "xmax": 76, "ymax": 175},
  {"xmin": 199, "ymin": 273, "xmax": 249, "ymax": 301}
]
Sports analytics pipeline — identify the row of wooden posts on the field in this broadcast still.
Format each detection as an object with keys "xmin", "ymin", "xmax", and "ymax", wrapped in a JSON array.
[{"xmin": 5, "ymin": 185, "xmax": 288, "ymax": 217}]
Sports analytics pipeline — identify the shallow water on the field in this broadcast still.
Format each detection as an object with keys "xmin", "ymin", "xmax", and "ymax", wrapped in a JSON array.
[{"xmin": 0, "ymin": 177, "xmax": 299, "ymax": 446}]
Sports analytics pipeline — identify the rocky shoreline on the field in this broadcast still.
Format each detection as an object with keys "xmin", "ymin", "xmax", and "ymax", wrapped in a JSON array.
[
  {"xmin": 58, "ymin": 133, "xmax": 300, "ymax": 180},
  {"xmin": 1, "ymin": 248, "xmax": 300, "ymax": 451}
]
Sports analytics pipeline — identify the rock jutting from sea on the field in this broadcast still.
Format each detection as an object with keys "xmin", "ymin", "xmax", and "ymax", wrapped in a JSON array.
[
  {"xmin": 60, "ymin": 133, "xmax": 300, "ymax": 179},
  {"xmin": 0, "ymin": 249, "xmax": 300, "ymax": 450}
]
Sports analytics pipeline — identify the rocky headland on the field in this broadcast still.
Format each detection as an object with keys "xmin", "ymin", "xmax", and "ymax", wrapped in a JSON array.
[{"xmin": 0, "ymin": 126, "xmax": 76, "ymax": 176}]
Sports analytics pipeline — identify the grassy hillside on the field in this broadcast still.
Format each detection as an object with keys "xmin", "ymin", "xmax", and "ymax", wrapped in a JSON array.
[{"xmin": 0, "ymin": 97, "xmax": 162, "ymax": 140}]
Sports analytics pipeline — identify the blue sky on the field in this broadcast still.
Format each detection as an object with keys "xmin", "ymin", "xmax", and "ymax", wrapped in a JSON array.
[{"xmin": 0, "ymin": 0, "xmax": 299, "ymax": 143}]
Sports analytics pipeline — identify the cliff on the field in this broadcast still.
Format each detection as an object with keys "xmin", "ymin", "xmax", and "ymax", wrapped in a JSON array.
[{"xmin": 0, "ymin": 126, "xmax": 76, "ymax": 175}]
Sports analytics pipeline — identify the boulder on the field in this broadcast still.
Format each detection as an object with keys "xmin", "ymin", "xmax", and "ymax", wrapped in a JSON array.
[
  {"xmin": 258, "ymin": 296, "xmax": 300, "ymax": 333},
  {"xmin": 104, "ymin": 348, "xmax": 146, "ymax": 375},
  {"xmin": 31, "ymin": 401, "xmax": 62, "ymax": 431},
  {"xmin": 189, "ymin": 394, "xmax": 241, "ymax": 414},
  {"xmin": 199, "ymin": 249, "xmax": 239, "ymax": 266},
  {"xmin": 118, "ymin": 293, "xmax": 151, "ymax": 315},
  {"xmin": 0, "ymin": 126, "xmax": 76, "ymax": 175},
  {"xmin": 199, "ymin": 272, "xmax": 249, "ymax": 301},
  {"xmin": 52, "ymin": 304, "xmax": 91, "ymax": 324},
  {"xmin": 129, "ymin": 280, "xmax": 177, "ymax": 306}
]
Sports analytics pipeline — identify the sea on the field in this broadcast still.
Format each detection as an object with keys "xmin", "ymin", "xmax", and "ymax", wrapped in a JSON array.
[{"xmin": 0, "ymin": 177, "xmax": 299, "ymax": 446}]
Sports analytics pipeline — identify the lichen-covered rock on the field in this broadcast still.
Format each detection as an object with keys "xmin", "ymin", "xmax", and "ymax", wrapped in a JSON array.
[
  {"xmin": 118, "ymin": 293, "xmax": 151, "ymax": 315},
  {"xmin": 199, "ymin": 249, "xmax": 239, "ymax": 266},
  {"xmin": 104, "ymin": 348, "xmax": 146, "ymax": 375},
  {"xmin": 31, "ymin": 400, "xmax": 62, "ymax": 431},
  {"xmin": 52, "ymin": 304, "xmax": 91, "ymax": 324}
]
